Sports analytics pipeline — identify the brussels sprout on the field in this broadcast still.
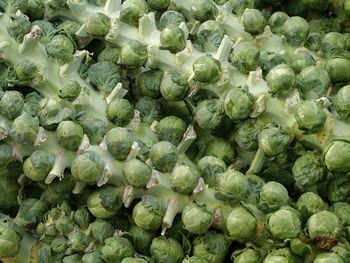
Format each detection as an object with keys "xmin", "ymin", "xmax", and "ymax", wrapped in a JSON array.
[
  {"xmin": 10, "ymin": 113, "xmax": 39, "ymax": 145},
  {"xmin": 120, "ymin": 40, "xmax": 148, "ymax": 68},
  {"xmin": 107, "ymin": 98, "xmax": 134, "ymax": 126},
  {"xmin": 330, "ymin": 202, "xmax": 350, "ymax": 226},
  {"xmin": 224, "ymin": 86, "xmax": 255, "ymax": 120},
  {"xmin": 217, "ymin": 169, "xmax": 249, "ymax": 202},
  {"xmin": 197, "ymin": 156, "xmax": 226, "ymax": 187},
  {"xmin": 68, "ymin": 230, "xmax": 91, "ymax": 252},
  {"xmin": 306, "ymin": 32, "xmax": 322, "ymax": 51},
  {"xmin": 258, "ymin": 125, "xmax": 293, "ymax": 157},
  {"xmin": 193, "ymin": 55, "xmax": 221, "ymax": 84},
  {"xmin": 231, "ymin": 42, "xmax": 260, "ymax": 73},
  {"xmin": 234, "ymin": 119, "xmax": 260, "ymax": 151},
  {"xmin": 23, "ymin": 150, "xmax": 55, "ymax": 181},
  {"xmin": 182, "ymin": 256, "xmax": 209, "ymax": 263},
  {"xmin": 232, "ymin": 247, "xmax": 263, "ymax": 263},
  {"xmin": 297, "ymin": 66, "xmax": 330, "ymax": 99},
  {"xmin": 290, "ymin": 50, "xmax": 316, "ymax": 74},
  {"xmin": 85, "ymin": 13, "xmax": 111, "ymax": 37},
  {"xmin": 334, "ymin": 85, "xmax": 350, "ymax": 119},
  {"xmin": 119, "ymin": 0, "xmax": 149, "ymax": 27},
  {"xmin": 0, "ymin": 220, "xmax": 21, "ymax": 258},
  {"xmin": 124, "ymin": 159, "xmax": 152, "ymax": 188},
  {"xmin": 313, "ymin": 253, "xmax": 345, "ymax": 263},
  {"xmin": 266, "ymin": 64, "xmax": 295, "ymax": 98},
  {"xmin": 292, "ymin": 152, "xmax": 326, "ymax": 188},
  {"xmin": 0, "ymin": 91, "xmax": 24, "ymax": 120},
  {"xmin": 71, "ymin": 151, "xmax": 104, "ymax": 183},
  {"xmin": 57, "ymin": 21, "xmax": 81, "ymax": 38},
  {"xmin": 128, "ymin": 225, "xmax": 157, "ymax": 255},
  {"xmin": 56, "ymin": 121, "xmax": 84, "ymax": 151},
  {"xmin": 259, "ymin": 51, "xmax": 286, "ymax": 75},
  {"xmin": 90, "ymin": 219, "xmax": 114, "ymax": 243},
  {"xmin": 132, "ymin": 195, "xmax": 166, "ymax": 231},
  {"xmin": 267, "ymin": 207, "xmax": 301, "ymax": 240},
  {"xmin": 321, "ymin": 32, "xmax": 345, "ymax": 58},
  {"xmin": 150, "ymin": 141, "xmax": 178, "ymax": 172},
  {"xmin": 196, "ymin": 20, "xmax": 225, "ymax": 52},
  {"xmin": 290, "ymin": 238, "xmax": 312, "ymax": 257},
  {"xmin": 150, "ymin": 236, "xmax": 185, "ymax": 263},
  {"xmin": 295, "ymin": 101, "xmax": 326, "ymax": 134},
  {"xmin": 135, "ymin": 97, "xmax": 164, "ymax": 124},
  {"xmin": 160, "ymin": 26, "xmax": 186, "ymax": 54},
  {"xmin": 263, "ymin": 248, "xmax": 302, "ymax": 263},
  {"xmin": 46, "ymin": 34, "xmax": 75, "ymax": 64},
  {"xmin": 73, "ymin": 208, "xmax": 91, "ymax": 230},
  {"xmin": 87, "ymin": 186, "xmax": 122, "ymax": 219},
  {"xmin": 87, "ymin": 61, "xmax": 123, "ymax": 93},
  {"xmin": 58, "ymin": 80, "xmax": 81, "ymax": 102},
  {"xmin": 227, "ymin": 206, "xmax": 257, "ymax": 241},
  {"xmin": 14, "ymin": 60, "xmax": 37, "ymax": 81},
  {"xmin": 171, "ymin": 164, "xmax": 200, "ymax": 194},
  {"xmin": 0, "ymin": 144, "xmax": 12, "ymax": 167},
  {"xmin": 137, "ymin": 69, "xmax": 164, "ymax": 99},
  {"xmin": 7, "ymin": 15, "xmax": 31, "ymax": 42},
  {"xmin": 231, "ymin": 0, "xmax": 254, "ymax": 15},
  {"xmin": 156, "ymin": 116, "xmax": 187, "ymax": 146},
  {"xmin": 283, "ymin": 16, "xmax": 309, "ymax": 46},
  {"xmin": 268, "ymin": 11, "xmax": 289, "ymax": 35},
  {"xmin": 241, "ymin": 9, "xmax": 265, "ymax": 35},
  {"xmin": 159, "ymin": 10, "xmax": 186, "ymax": 30},
  {"xmin": 101, "ymin": 236, "xmax": 135, "ymax": 262},
  {"xmin": 327, "ymin": 175, "xmax": 350, "ymax": 203},
  {"xmin": 51, "ymin": 236, "xmax": 68, "ymax": 254},
  {"xmin": 324, "ymin": 140, "xmax": 350, "ymax": 172},
  {"xmin": 191, "ymin": 0, "xmax": 218, "ymax": 22},
  {"xmin": 82, "ymin": 251, "xmax": 103, "ymax": 263},
  {"xmin": 97, "ymin": 47, "xmax": 120, "ymax": 63},
  {"xmin": 182, "ymin": 203, "xmax": 213, "ymax": 234},
  {"xmin": 105, "ymin": 127, "xmax": 133, "ymax": 160},
  {"xmin": 0, "ymin": 170, "xmax": 19, "ymax": 209},
  {"xmin": 160, "ymin": 71, "xmax": 189, "ymax": 101},
  {"xmin": 296, "ymin": 192, "xmax": 328, "ymax": 221},
  {"xmin": 23, "ymin": 91, "xmax": 42, "ymax": 116},
  {"xmin": 325, "ymin": 57, "xmax": 350, "ymax": 83},
  {"xmin": 15, "ymin": 198, "xmax": 48, "ymax": 229},
  {"xmin": 258, "ymin": 182, "xmax": 289, "ymax": 212},
  {"xmin": 204, "ymin": 138, "xmax": 235, "ymax": 164},
  {"xmin": 195, "ymin": 99, "xmax": 224, "ymax": 130}
]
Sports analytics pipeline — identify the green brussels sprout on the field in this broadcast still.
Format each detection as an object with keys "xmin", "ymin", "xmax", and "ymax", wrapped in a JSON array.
[
  {"xmin": 193, "ymin": 231, "xmax": 230, "ymax": 263},
  {"xmin": 193, "ymin": 55, "xmax": 221, "ymax": 84},
  {"xmin": 259, "ymin": 51, "xmax": 286, "ymax": 75},
  {"xmin": 299, "ymin": 0, "xmax": 330, "ymax": 10},
  {"xmin": 23, "ymin": 150, "xmax": 55, "ymax": 181},
  {"xmin": 182, "ymin": 256, "xmax": 209, "ymax": 263},
  {"xmin": 135, "ymin": 97, "xmax": 164, "ymax": 124},
  {"xmin": 268, "ymin": 11, "xmax": 289, "ymax": 35},
  {"xmin": 160, "ymin": 71, "xmax": 189, "ymax": 101},
  {"xmin": 195, "ymin": 99, "xmax": 224, "ymax": 130},
  {"xmin": 231, "ymin": 42, "xmax": 260, "ymax": 73},
  {"xmin": 224, "ymin": 86, "xmax": 255, "ymax": 120},
  {"xmin": 73, "ymin": 207, "xmax": 91, "ymax": 230},
  {"xmin": 150, "ymin": 236, "xmax": 185, "ymax": 263},
  {"xmin": 307, "ymin": 211, "xmax": 341, "ymax": 249},
  {"xmin": 46, "ymin": 34, "xmax": 75, "ymax": 64},
  {"xmin": 233, "ymin": 119, "xmax": 260, "ymax": 151},
  {"xmin": 245, "ymin": 174, "xmax": 265, "ymax": 205},
  {"xmin": 85, "ymin": 13, "xmax": 111, "ymax": 37},
  {"xmin": 290, "ymin": 50, "xmax": 316, "ymax": 74},
  {"xmin": 25, "ymin": 0, "xmax": 44, "ymax": 20},
  {"xmin": 101, "ymin": 236, "xmax": 134, "ymax": 262},
  {"xmin": 171, "ymin": 164, "xmax": 200, "ymax": 194},
  {"xmin": 87, "ymin": 61, "xmax": 123, "ymax": 93},
  {"xmin": 71, "ymin": 151, "xmax": 104, "ymax": 183},
  {"xmin": 150, "ymin": 141, "xmax": 178, "ymax": 172},
  {"xmin": 334, "ymin": 85, "xmax": 350, "ymax": 119},
  {"xmin": 164, "ymin": 101, "xmax": 192, "ymax": 123},
  {"xmin": 160, "ymin": 26, "xmax": 186, "ymax": 54},
  {"xmin": 327, "ymin": 175, "xmax": 350, "ymax": 203},
  {"xmin": 292, "ymin": 152, "xmax": 326, "ymax": 188},
  {"xmin": 54, "ymin": 210, "xmax": 75, "ymax": 237},
  {"xmin": 324, "ymin": 140, "xmax": 350, "ymax": 172},
  {"xmin": 330, "ymin": 202, "xmax": 350, "ymax": 226},
  {"xmin": 0, "ymin": 220, "xmax": 21, "ymax": 258},
  {"xmin": 10, "ymin": 113, "xmax": 39, "ymax": 145},
  {"xmin": 0, "ymin": 144, "xmax": 12, "ymax": 167},
  {"xmin": 137, "ymin": 69, "xmax": 164, "ymax": 99},
  {"xmin": 128, "ymin": 225, "xmax": 157, "ymax": 255},
  {"xmin": 15, "ymin": 198, "xmax": 48, "ymax": 229},
  {"xmin": 231, "ymin": 0, "xmax": 254, "ymax": 15},
  {"xmin": 216, "ymin": 170, "xmax": 248, "ymax": 203},
  {"xmin": 266, "ymin": 64, "xmax": 296, "ymax": 98},
  {"xmin": 182, "ymin": 203, "xmax": 213, "ymax": 234},
  {"xmin": 57, "ymin": 21, "xmax": 81, "ymax": 38},
  {"xmin": 79, "ymin": 116, "xmax": 107, "ymax": 145},
  {"xmin": 325, "ymin": 57, "xmax": 350, "ymax": 83},
  {"xmin": 232, "ymin": 248, "xmax": 263, "ymax": 263},
  {"xmin": 283, "ymin": 16, "xmax": 309, "ymax": 46},
  {"xmin": 40, "ymin": 173, "xmax": 75, "ymax": 205},
  {"xmin": 51, "ymin": 236, "xmax": 68, "ymax": 254},
  {"xmin": 259, "ymin": 182, "xmax": 289, "ymax": 212},
  {"xmin": 120, "ymin": 0, "xmax": 149, "ymax": 27},
  {"xmin": 321, "ymin": 32, "xmax": 345, "ymax": 58},
  {"xmin": 196, "ymin": 20, "xmax": 225, "ymax": 52},
  {"xmin": 56, "ymin": 121, "xmax": 84, "ymax": 151},
  {"xmin": 87, "ymin": 186, "xmax": 122, "ymax": 219},
  {"xmin": 132, "ymin": 195, "xmax": 166, "ymax": 231},
  {"xmin": 124, "ymin": 159, "xmax": 152, "ymax": 188},
  {"xmin": 297, "ymin": 66, "xmax": 330, "ymax": 99},
  {"xmin": 241, "ymin": 9, "xmax": 266, "ymax": 35},
  {"xmin": 7, "ymin": 15, "xmax": 31, "ymax": 42},
  {"xmin": 23, "ymin": 91, "xmax": 41, "ymax": 116},
  {"xmin": 290, "ymin": 238, "xmax": 312, "ymax": 257},
  {"xmin": 191, "ymin": 0, "xmax": 218, "ymax": 22},
  {"xmin": 313, "ymin": 253, "xmax": 345, "ymax": 263},
  {"xmin": 156, "ymin": 116, "xmax": 187, "ymax": 146},
  {"xmin": 14, "ymin": 60, "xmax": 38, "ymax": 81},
  {"xmin": 107, "ymin": 98, "xmax": 134, "ymax": 126},
  {"xmin": 0, "ymin": 170, "xmax": 19, "ymax": 209},
  {"xmin": 106, "ymin": 127, "xmax": 133, "ymax": 160},
  {"xmin": 263, "ymin": 248, "xmax": 302, "ymax": 263},
  {"xmin": 58, "ymin": 80, "xmax": 81, "ymax": 102},
  {"xmin": 267, "ymin": 207, "xmax": 301, "ymax": 240},
  {"xmin": 306, "ymin": 32, "xmax": 322, "ymax": 51},
  {"xmin": 0, "ymin": 91, "xmax": 24, "ymax": 120},
  {"xmin": 296, "ymin": 192, "xmax": 328, "ymax": 221},
  {"xmin": 82, "ymin": 251, "xmax": 103, "ymax": 263},
  {"xmin": 121, "ymin": 258, "xmax": 148, "ymax": 263},
  {"xmin": 204, "ymin": 137, "xmax": 235, "ymax": 164},
  {"xmin": 63, "ymin": 254, "xmax": 82, "ymax": 263},
  {"xmin": 120, "ymin": 40, "xmax": 148, "ymax": 68},
  {"xmin": 68, "ymin": 230, "xmax": 91, "ymax": 252},
  {"xmin": 227, "ymin": 206, "xmax": 257, "ymax": 241},
  {"xmin": 197, "ymin": 156, "xmax": 226, "ymax": 187},
  {"xmin": 97, "ymin": 47, "xmax": 120, "ymax": 63},
  {"xmin": 90, "ymin": 219, "xmax": 115, "ymax": 243},
  {"xmin": 159, "ymin": 10, "xmax": 186, "ymax": 30}
]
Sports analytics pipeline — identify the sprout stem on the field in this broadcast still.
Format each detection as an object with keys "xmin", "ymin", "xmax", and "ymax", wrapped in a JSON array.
[{"xmin": 246, "ymin": 148, "xmax": 266, "ymax": 175}]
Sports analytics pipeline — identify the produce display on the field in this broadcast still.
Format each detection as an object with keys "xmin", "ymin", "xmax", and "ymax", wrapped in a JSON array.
[{"xmin": 0, "ymin": 0, "xmax": 350, "ymax": 262}]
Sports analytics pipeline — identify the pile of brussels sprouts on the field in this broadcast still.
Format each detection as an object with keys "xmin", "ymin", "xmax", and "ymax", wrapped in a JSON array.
[{"xmin": 1, "ymin": 0, "xmax": 350, "ymax": 262}]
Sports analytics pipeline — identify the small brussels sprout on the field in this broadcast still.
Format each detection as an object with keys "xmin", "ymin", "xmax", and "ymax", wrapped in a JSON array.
[
  {"xmin": 82, "ymin": 251, "xmax": 103, "ymax": 263},
  {"xmin": 245, "ymin": 174, "xmax": 265, "ymax": 205},
  {"xmin": 132, "ymin": 195, "xmax": 166, "ymax": 231},
  {"xmin": 0, "ymin": 144, "xmax": 12, "ymax": 167},
  {"xmin": 258, "ymin": 125, "xmax": 293, "ymax": 157},
  {"xmin": 23, "ymin": 150, "xmax": 55, "ymax": 181},
  {"xmin": 290, "ymin": 238, "xmax": 312, "ymax": 257},
  {"xmin": 106, "ymin": 127, "xmax": 133, "ymax": 160},
  {"xmin": 14, "ymin": 60, "xmax": 38, "ymax": 81},
  {"xmin": 313, "ymin": 253, "xmax": 345, "ymax": 263},
  {"xmin": 297, "ymin": 66, "xmax": 330, "ymax": 99},
  {"xmin": 79, "ymin": 117, "xmax": 107, "ymax": 145},
  {"xmin": 15, "ymin": 198, "xmax": 48, "ymax": 229},
  {"xmin": 283, "ymin": 16, "xmax": 309, "ymax": 46},
  {"xmin": 197, "ymin": 156, "xmax": 226, "ymax": 187},
  {"xmin": 51, "ymin": 236, "xmax": 68, "ymax": 254},
  {"xmin": 156, "ymin": 116, "xmax": 187, "ymax": 146},
  {"xmin": 325, "ymin": 57, "xmax": 350, "ymax": 83},
  {"xmin": 224, "ymin": 86, "xmax": 255, "ymax": 120},
  {"xmin": 193, "ymin": 55, "xmax": 221, "ymax": 84},
  {"xmin": 119, "ymin": 0, "xmax": 149, "ymax": 27},
  {"xmin": 46, "ymin": 34, "xmax": 75, "ymax": 64},
  {"xmin": 87, "ymin": 186, "xmax": 122, "ymax": 219},
  {"xmin": 58, "ymin": 80, "xmax": 81, "ymax": 102},
  {"xmin": 97, "ymin": 47, "xmax": 120, "ymax": 63},
  {"xmin": 0, "ymin": 221, "xmax": 21, "ymax": 258},
  {"xmin": 0, "ymin": 91, "xmax": 24, "ymax": 120},
  {"xmin": 267, "ymin": 207, "xmax": 301, "ymax": 240},
  {"xmin": 57, "ymin": 21, "xmax": 81, "ymax": 38},
  {"xmin": 232, "ymin": 247, "xmax": 263, "ymax": 263},
  {"xmin": 124, "ymin": 159, "xmax": 152, "ymax": 188},
  {"xmin": 160, "ymin": 71, "xmax": 189, "ymax": 101},
  {"xmin": 266, "ymin": 64, "xmax": 296, "ymax": 98},
  {"xmin": 150, "ymin": 236, "xmax": 185, "ymax": 263},
  {"xmin": 71, "ymin": 151, "xmax": 104, "ymax": 183},
  {"xmin": 306, "ymin": 32, "xmax": 322, "ymax": 51},
  {"xmin": 128, "ymin": 226, "xmax": 157, "ymax": 255},
  {"xmin": 296, "ymin": 192, "xmax": 328, "ymax": 221},
  {"xmin": 90, "ymin": 219, "xmax": 114, "ymax": 243},
  {"xmin": 233, "ymin": 119, "xmax": 260, "ymax": 151},
  {"xmin": 241, "ymin": 9, "xmax": 266, "ymax": 35},
  {"xmin": 330, "ymin": 202, "xmax": 350, "ymax": 226},
  {"xmin": 191, "ymin": 0, "xmax": 218, "ymax": 22},
  {"xmin": 107, "ymin": 98, "xmax": 134, "ymax": 126},
  {"xmin": 204, "ymin": 137, "xmax": 235, "ymax": 164},
  {"xmin": 231, "ymin": 42, "xmax": 260, "ymax": 73},
  {"xmin": 290, "ymin": 50, "xmax": 316, "ymax": 74},
  {"xmin": 334, "ymin": 85, "xmax": 350, "ymax": 119},
  {"xmin": 87, "ymin": 61, "xmax": 123, "ymax": 93},
  {"xmin": 150, "ymin": 141, "xmax": 178, "ymax": 172},
  {"xmin": 135, "ymin": 97, "xmax": 164, "ymax": 124},
  {"xmin": 182, "ymin": 203, "xmax": 213, "ymax": 234},
  {"xmin": 216, "ymin": 170, "xmax": 249, "ymax": 203},
  {"xmin": 159, "ymin": 10, "xmax": 186, "ymax": 30},
  {"xmin": 101, "ymin": 236, "xmax": 135, "ymax": 262},
  {"xmin": 85, "ymin": 13, "xmax": 111, "ymax": 37},
  {"xmin": 258, "ymin": 182, "xmax": 289, "ymax": 212},
  {"xmin": 182, "ymin": 256, "xmax": 209, "ymax": 263},
  {"xmin": 324, "ymin": 140, "xmax": 350, "ymax": 172},
  {"xmin": 68, "ymin": 230, "xmax": 91, "ymax": 252},
  {"xmin": 231, "ymin": 0, "xmax": 254, "ymax": 15},
  {"xmin": 120, "ymin": 40, "xmax": 148, "ymax": 68},
  {"xmin": 195, "ymin": 99, "xmax": 224, "ymax": 130},
  {"xmin": 160, "ymin": 26, "xmax": 186, "ymax": 54},
  {"xmin": 259, "ymin": 51, "xmax": 286, "ymax": 75},
  {"xmin": 56, "ymin": 121, "xmax": 84, "ymax": 151},
  {"xmin": 227, "ymin": 206, "xmax": 257, "ymax": 241},
  {"xmin": 73, "ymin": 207, "xmax": 91, "ymax": 230},
  {"xmin": 321, "ymin": 32, "xmax": 345, "ymax": 58},
  {"xmin": 10, "ymin": 113, "xmax": 39, "ymax": 145},
  {"xmin": 137, "ymin": 69, "xmax": 164, "ymax": 99},
  {"xmin": 268, "ymin": 11, "xmax": 289, "ymax": 35},
  {"xmin": 327, "ymin": 175, "xmax": 350, "ymax": 203},
  {"xmin": 7, "ymin": 15, "xmax": 31, "ymax": 42},
  {"xmin": 196, "ymin": 20, "xmax": 225, "ymax": 52},
  {"xmin": 171, "ymin": 164, "xmax": 200, "ymax": 194},
  {"xmin": 263, "ymin": 248, "xmax": 302, "ymax": 263}
]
